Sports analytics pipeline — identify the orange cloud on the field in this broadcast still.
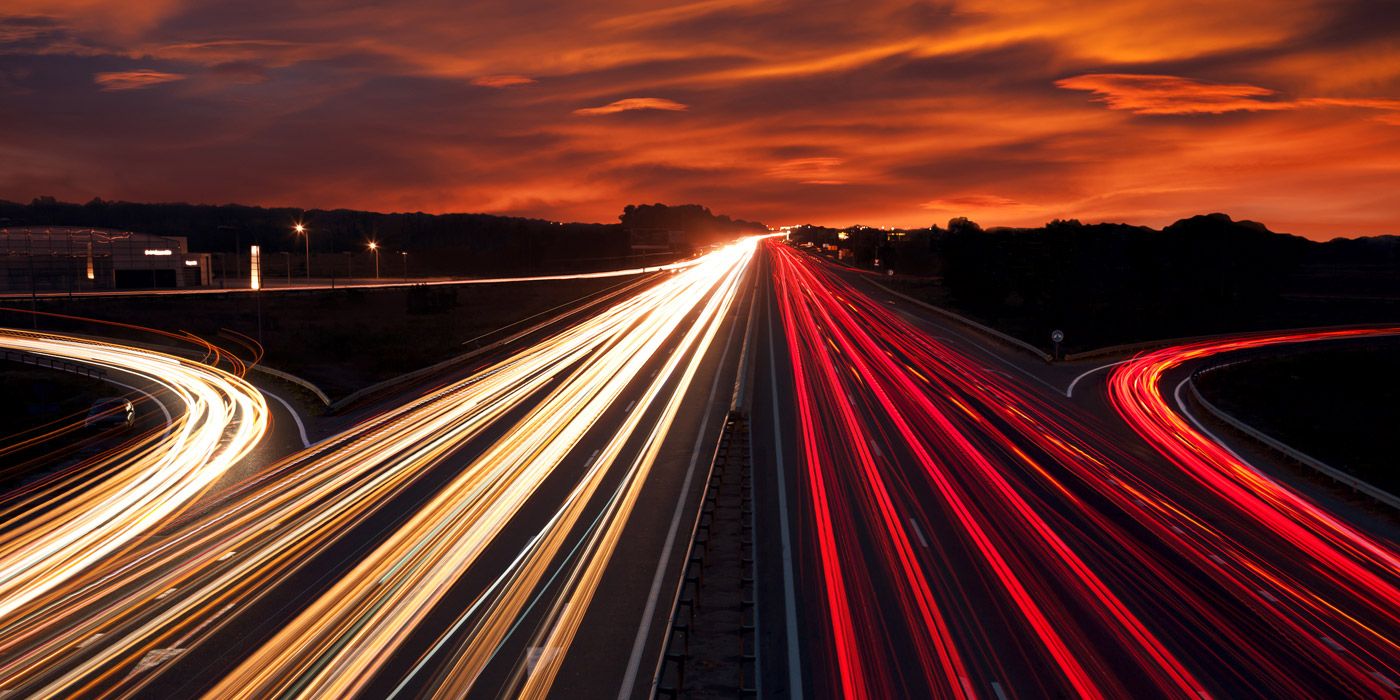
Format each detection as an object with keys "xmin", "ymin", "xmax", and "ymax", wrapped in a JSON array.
[
  {"xmin": 1058, "ymin": 74, "xmax": 1400, "ymax": 127},
  {"xmin": 1056, "ymin": 74, "xmax": 1291, "ymax": 115},
  {"xmin": 921, "ymin": 195, "xmax": 1025, "ymax": 210},
  {"xmin": 471, "ymin": 74, "xmax": 535, "ymax": 88},
  {"xmin": 573, "ymin": 97, "xmax": 688, "ymax": 116},
  {"xmin": 767, "ymin": 157, "xmax": 846, "ymax": 185},
  {"xmin": 3, "ymin": 1, "xmax": 1399, "ymax": 239},
  {"xmin": 92, "ymin": 69, "xmax": 185, "ymax": 91}
]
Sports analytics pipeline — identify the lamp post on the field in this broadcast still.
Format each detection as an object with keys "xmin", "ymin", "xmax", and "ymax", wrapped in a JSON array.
[
  {"xmin": 368, "ymin": 241, "xmax": 380, "ymax": 279},
  {"xmin": 400, "ymin": 251, "xmax": 407, "ymax": 282},
  {"xmin": 294, "ymin": 223, "xmax": 309, "ymax": 281},
  {"xmin": 250, "ymin": 245, "xmax": 263, "ymax": 344}
]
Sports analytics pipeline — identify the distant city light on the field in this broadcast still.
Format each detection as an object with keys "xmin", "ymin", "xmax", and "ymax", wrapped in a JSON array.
[{"xmin": 144, "ymin": 248, "xmax": 173, "ymax": 256}]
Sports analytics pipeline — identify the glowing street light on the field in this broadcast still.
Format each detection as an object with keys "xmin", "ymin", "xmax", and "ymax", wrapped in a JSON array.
[
  {"xmin": 400, "ymin": 250, "xmax": 408, "ymax": 282},
  {"xmin": 293, "ymin": 223, "xmax": 310, "ymax": 281},
  {"xmin": 368, "ymin": 241, "xmax": 380, "ymax": 279}
]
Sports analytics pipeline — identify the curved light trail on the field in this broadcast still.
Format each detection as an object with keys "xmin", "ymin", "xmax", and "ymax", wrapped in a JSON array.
[
  {"xmin": 766, "ymin": 241, "xmax": 1400, "ymax": 698},
  {"xmin": 0, "ymin": 329, "xmax": 268, "ymax": 624},
  {"xmin": 4, "ymin": 240, "xmax": 1393, "ymax": 699},
  {"xmin": 0, "ymin": 239, "xmax": 755, "ymax": 698}
]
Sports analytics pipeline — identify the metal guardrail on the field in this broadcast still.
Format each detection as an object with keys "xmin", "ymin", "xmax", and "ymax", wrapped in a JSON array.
[
  {"xmin": 250, "ymin": 365, "xmax": 331, "ymax": 406},
  {"xmin": 1187, "ymin": 376, "xmax": 1400, "ymax": 511},
  {"xmin": 653, "ymin": 412, "xmax": 757, "ymax": 698},
  {"xmin": 2, "ymin": 349, "xmax": 107, "ymax": 381}
]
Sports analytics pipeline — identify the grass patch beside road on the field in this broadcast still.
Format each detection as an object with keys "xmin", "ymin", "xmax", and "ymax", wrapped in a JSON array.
[{"xmin": 1195, "ymin": 341, "xmax": 1400, "ymax": 495}]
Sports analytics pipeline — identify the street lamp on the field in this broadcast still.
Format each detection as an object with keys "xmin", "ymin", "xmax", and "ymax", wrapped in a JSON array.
[
  {"xmin": 400, "ymin": 251, "xmax": 407, "ymax": 282},
  {"xmin": 368, "ymin": 241, "xmax": 380, "ymax": 279},
  {"xmin": 293, "ymin": 223, "xmax": 309, "ymax": 281}
]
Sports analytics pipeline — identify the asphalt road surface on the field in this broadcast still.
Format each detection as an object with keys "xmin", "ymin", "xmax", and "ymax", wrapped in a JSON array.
[
  {"xmin": 2, "ymin": 236, "xmax": 1397, "ymax": 699},
  {"xmin": 0, "ymin": 239, "xmax": 758, "ymax": 699},
  {"xmin": 751, "ymin": 240, "xmax": 1399, "ymax": 699}
]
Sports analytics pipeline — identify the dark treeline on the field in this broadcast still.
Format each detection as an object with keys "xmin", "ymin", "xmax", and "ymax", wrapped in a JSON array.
[
  {"xmin": 789, "ymin": 213, "xmax": 1400, "ymax": 351},
  {"xmin": 1, "ymin": 197, "xmax": 764, "ymax": 276},
  {"xmin": 620, "ymin": 203, "xmax": 766, "ymax": 247}
]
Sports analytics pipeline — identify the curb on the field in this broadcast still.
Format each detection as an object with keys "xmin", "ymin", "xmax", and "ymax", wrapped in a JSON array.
[{"xmin": 250, "ymin": 365, "xmax": 332, "ymax": 406}]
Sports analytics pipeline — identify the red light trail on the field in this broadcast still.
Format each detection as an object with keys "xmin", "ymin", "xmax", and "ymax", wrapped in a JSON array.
[{"xmin": 767, "ymin": 239, "xmax": 1399, "ymax": 697}]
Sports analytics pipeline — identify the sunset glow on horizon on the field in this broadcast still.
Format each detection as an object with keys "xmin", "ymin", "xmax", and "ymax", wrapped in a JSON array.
[{"xmin": 2, "ymin": 0, "xmax": 1398, "ymax": 238}]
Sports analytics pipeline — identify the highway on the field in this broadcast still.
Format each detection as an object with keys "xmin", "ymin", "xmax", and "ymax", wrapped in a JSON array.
[
  {"xmin": 0, "ymin": 329, "xmax": 267, "ymax": 627},
  {"xmin": 0, "ymin": 236, "xmax": 1396, "ymax": 699},
  {"xmin": 0, "ymin": 238, "xmax": 757, "ymax": 698},
  {"xmin": 751, "ymin": 240, "xmax": 1399, "ymax": 698}
]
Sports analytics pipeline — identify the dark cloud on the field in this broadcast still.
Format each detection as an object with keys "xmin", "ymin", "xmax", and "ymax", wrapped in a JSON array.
[{"xmin": 0, "ymin": 0, "xmax": 1397, "ymax": 237}]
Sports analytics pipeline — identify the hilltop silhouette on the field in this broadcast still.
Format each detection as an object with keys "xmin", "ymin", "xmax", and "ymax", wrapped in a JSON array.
[{"xmin": 788, "ymin": 214, "xmax": 1400, "ymax": 351}]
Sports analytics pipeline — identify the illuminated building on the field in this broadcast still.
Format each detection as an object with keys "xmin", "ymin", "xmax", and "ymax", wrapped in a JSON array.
[{"xmin": 0, "ymin": 227, "xmax": 211, "ymax": 290}]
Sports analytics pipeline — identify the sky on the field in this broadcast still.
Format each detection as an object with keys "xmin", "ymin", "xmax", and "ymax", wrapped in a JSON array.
[{"xmin": 1, "ymin": 1, "xmax": 1398, "ymax": 239}]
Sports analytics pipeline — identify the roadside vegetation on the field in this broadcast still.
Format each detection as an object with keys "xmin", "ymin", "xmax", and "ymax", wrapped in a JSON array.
[{"xmin": 790, "ymin": 213, "xmax": 1400, "ymax": 354}]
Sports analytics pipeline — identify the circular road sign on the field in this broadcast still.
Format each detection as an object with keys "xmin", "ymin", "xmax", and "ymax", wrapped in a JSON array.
[{"xmin": 1050, "ymin": 329, "xmax": 1064, "ymax": 344}]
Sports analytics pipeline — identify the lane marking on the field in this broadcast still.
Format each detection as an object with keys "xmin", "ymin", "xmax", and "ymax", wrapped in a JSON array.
[
  {"xmin": 1371, "ymin": 671, "xmax": 1399, "ymax": 691},
  {"xmin": 1172, "ymin": 377, "xmax": 1251, "ymax": 466},
  {"xmin": 623, "ymin": 399, "xmax": 636, "ymax": 414},
  {"xmin": 527, "ymin": 646, "xmax": 559, "ymax": 675},
  {"xmin": 959, "ymin": 676, "xmax": 977, "ymax": 697},
  {"xmin": 765, "ymin": 272, "xmax": 805, "ymax": 699},
  {"xmin": 1065, "ymin": 359, "xmax": 1128, "ymax": 398},
  {"xmin": 991, "ymin": 681, "xmax": 1010, "ymax": 700},
  {"xmin": 1320, "ymin": 636, "xmax": 1344, "ymax": 652},
  {"xmin": 1256, "ymin": 589, "xmax": 1279, "ymax": 603},
  {"xmin": 908, "ymin": 518, "xmax": 929, "ymax": 549},
  {"xmin": 123, "ymin": 602, "xmax": 234, "ymax": 680},
  {"xmin": 869, "ymin": 440, "xmax": 884, "ymax": 459},
  {"xmin": 619, "ymin": 273, "xmax": 747, "ymax": 700},
  {"xmin": 126, "ymin": 648, "xmax": 183, "ymax": 680},
  {"xmin": 260, "ymin": 388, "xmax": 311, "ymax": 448},
  {"xmin": 584, "ymin": 449, "xmax": 601, "ymax": 468}
]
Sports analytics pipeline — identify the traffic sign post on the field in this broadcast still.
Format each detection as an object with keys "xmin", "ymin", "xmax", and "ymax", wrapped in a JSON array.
[{"xmin": 1050, "ymin": 329, "xmax": 1064, "ymax": 361}]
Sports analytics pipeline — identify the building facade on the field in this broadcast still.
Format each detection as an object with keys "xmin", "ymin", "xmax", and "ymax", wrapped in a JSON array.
[{"xmin": 0, "ymin": 227, "xmax": 210, "ymax": 292}]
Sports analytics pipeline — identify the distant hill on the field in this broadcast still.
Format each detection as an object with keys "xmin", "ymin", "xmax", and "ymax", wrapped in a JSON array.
[{"xmin": 788, "ymin": 213, "xmax": 1400, "ymax": 351}]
